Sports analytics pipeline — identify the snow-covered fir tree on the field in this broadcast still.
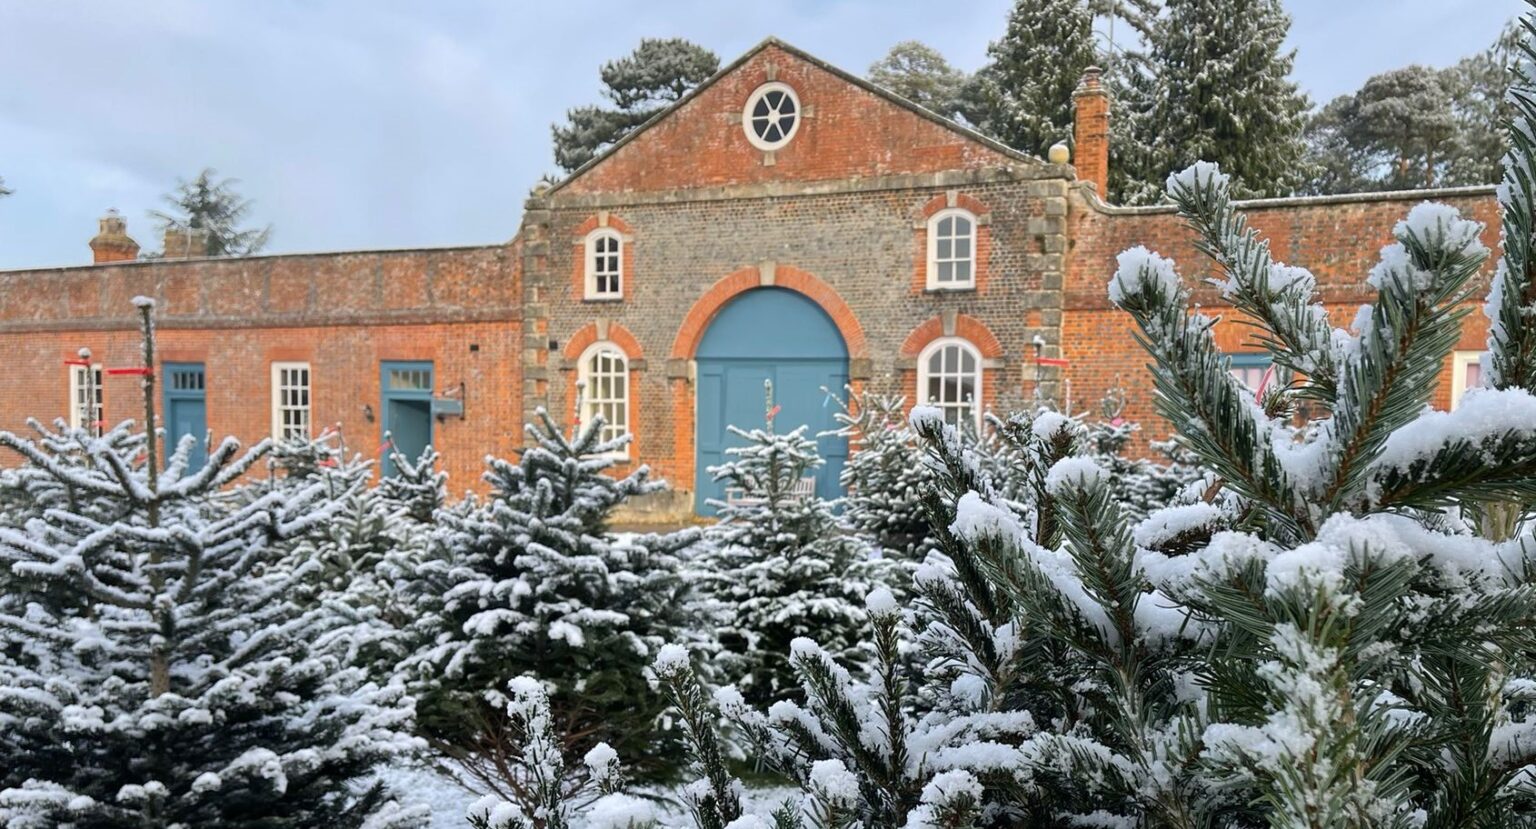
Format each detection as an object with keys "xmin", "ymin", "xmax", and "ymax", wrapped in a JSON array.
[
  {"xmin": 0, "ymin": 299, "xmax": 423, "ymax": 828},
  {"xmin": 833, "ymin": 390, "xmax": 932, "ymax": 561},
  {"xmin": 1084, "ymin": 387, "xmax": 1204, "ymax": 522},
  {"xmin": 378, "ymin": 442, "xmax": 448, "ymax": 524},
  {"xmin": 702, "ymin": 382, "xmax": 891, "ymax": 707},
  {"xmin": 963, "ymin": 0, "xmax": 1097, "ymax": 157},
  {"xmin": 1127, "ymin": 0, "xmax": 1310, "ymax": 203},
  {"xmin": 405, "ymin": 406, "xmax": 703, "ymax": 798},
  {"xmin": 465, "ymin": 676, "xmax": 658, "ymax": 829}
]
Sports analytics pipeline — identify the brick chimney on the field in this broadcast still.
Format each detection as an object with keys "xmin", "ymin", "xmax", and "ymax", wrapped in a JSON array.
[
  {"xmin": 88, "ymin": 210, "xmax": 139, "ymax": 264},
  {"xmin": 162, "ymin": 225, "xmax": 211, "ymax": 259},
  {"xmin": 1073, "ymin": 67, "xmax": 1110, "ymax": 200}
]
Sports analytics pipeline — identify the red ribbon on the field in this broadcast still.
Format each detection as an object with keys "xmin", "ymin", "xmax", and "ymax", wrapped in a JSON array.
[{"xmin": 106, "ymin": 367, "xmax": 152, "ymax": 376}]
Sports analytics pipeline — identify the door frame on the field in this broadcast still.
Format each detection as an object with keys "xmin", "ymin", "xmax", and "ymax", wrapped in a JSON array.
[
  {"xmin": 162, "ymin": 362, "xmax": 207, "ymax": 466},
  {"xmin": 380, "ymin": 360, "xmax": 434, "ymax": 476}
]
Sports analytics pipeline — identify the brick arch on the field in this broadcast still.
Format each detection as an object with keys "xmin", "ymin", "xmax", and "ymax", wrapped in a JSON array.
[
  {"xmin": 900, "ymin": 314, "xmax": 1005, "ymax": 359},
  {"xmin": 669, "ymin": 264, "xmax": 867, "ymax": 359},
  {"xmin": 917, "ymin": 191, "xmax": 991, "ymax": 220},
  {"xmin": 572, "ymin": 212, "xmax": 634, "ymax": 237},
  {"xmin": 563, "ymin": 321, "xmax": 643, "ymax": 361},
  {"xmin": 562, "ymin": 321, "xmax": 644, "ymax": 471}
]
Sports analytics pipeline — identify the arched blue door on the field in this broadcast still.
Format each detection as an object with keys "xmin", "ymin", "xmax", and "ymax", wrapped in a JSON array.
[{"xmin": 695, "ymin": 288, "xmax": 849, "ymax": 515}]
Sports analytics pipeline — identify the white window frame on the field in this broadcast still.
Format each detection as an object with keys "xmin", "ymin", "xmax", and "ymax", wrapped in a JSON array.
[
  {"xmin": 926, "ymin": 208, "xmax": 977, "ymax": 291},
  {"xmin": 69, "ymin": 364, "xmax": 104, "ymax": 436},
  {"xmin": 917, "ymin": 337, "xmax": 983, "ymax": 431},
  {"xmin": 271, "ymin": 361, "xmax": 312, "ymax": 442},
  {"xmin": 577, "ymin": 342, "xmax": 630, "ymax": 458},
  {"xmin": 1450, "ymin": 350, "xmax": 1487, "ymax": 410},
  {"xmin": 584, "ymin": 229, "xmax": 623, "ymax": 301},
  {"xmin": 742, "ymin": 82, "xmax": 801, "ymax": 151}
]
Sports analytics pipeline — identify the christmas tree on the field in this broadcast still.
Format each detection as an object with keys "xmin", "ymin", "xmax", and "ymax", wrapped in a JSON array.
[
  {"xmin": 404, "ymin": 406, "xmax": 703, "ymax": 800},
  {"xmin": 832, "ymin": 389, "xmax": 931, "ymax": 560},
  {"xmin": 464, "ymin": 676, "xmax": 657, "ymax": 829},
  {"xmin": 702, "ymin": 381, "xmax": 890, "ymax": 706},
  {"xmin": 0, "ymin": 299, "xmax": 424, "ymax": 828}
]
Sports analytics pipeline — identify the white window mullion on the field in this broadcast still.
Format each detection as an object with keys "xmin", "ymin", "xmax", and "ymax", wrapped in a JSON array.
[
  {"xmin": 584, "ymin": 230, "xmax": 623, "ymax": 300},
  {"xmin": 926, "ymin": 208, "xmax": 976, "ymax": 291},
  {"xmin": 917, "ymin": 338, "xmax": 982, "ymax": 431},
  {"xmin": 69, "ymin": 364, "xmax": 104, "ymax": 436},
  {"xmin": 578, "ymin": 343, "xmax": 630, "ymax": 457},
  {"xmin": 271, "ymin": 362, "xmax": 312, "ymax": 441}
]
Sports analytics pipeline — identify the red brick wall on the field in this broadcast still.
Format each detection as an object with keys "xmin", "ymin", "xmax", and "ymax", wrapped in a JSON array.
[
  {"xmin": 1063, "ymin": 187, "xmax": 1502, "ymax": 452},
  {"xmin": 0, "ymin": 245, "xmax": 523, "ymax": 493},
  {"xmin": 557, "ymin": 44, "xmax": 1021, "ymax": 196}
]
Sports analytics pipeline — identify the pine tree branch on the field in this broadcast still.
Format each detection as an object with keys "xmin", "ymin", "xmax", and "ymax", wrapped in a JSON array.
[
  {"xmin": 1110, "ymin": 249, "xmax": 1313, "ymax": 541},
  {"xmin": 1322, "ymin": 207, "xmax": 1488, "ymax": 513},
  {"xmin": 1168, "ymin": 164, "xmax": 1341, "ymax": 403}
]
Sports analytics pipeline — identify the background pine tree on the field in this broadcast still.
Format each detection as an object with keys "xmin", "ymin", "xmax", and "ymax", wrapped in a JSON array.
[
  {"xmin": 552, "ymin": 38, "xmax": 720, "ymax": 173},
  {"xmin": 702, "ymin": 397, "xmax": 891, "ymax": 706},
  {"xmin": 961, "ymin": 0, "xmax": 1098, "ymax": 158},
  {"xmin": 866, "ymin": 41, "xmax": 970, "ymax": 118},
  {"xmin": 1126, "ymin": 0, "xmax": 1310, "ymax": 203},
  {"xmin": 149, "ymin": 168, "xmax": 272, "ymax": 257}
]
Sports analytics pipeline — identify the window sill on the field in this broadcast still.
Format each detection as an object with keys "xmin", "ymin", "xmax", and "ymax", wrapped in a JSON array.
[
  {"xmin": 923, "ymin": 285, "xmax": 976, "ymax": 294},
  {"xmin": 582, "ymin": 295, "xmax": 625, "ymax": 303}
]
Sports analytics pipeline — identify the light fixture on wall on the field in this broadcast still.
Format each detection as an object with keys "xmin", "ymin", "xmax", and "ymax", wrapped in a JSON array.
[{"xmin": 363, "ymin": 404, "xmax": 374, "ymax": 423}]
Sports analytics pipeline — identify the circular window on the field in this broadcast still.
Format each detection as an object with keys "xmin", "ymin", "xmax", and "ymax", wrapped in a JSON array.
[{"xmin": 743, "ymin": 82, "xmax": 800, "ymax": 151}]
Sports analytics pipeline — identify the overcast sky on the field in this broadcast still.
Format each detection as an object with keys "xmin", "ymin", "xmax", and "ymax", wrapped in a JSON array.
[{"xmin": 0, "ymin": 0, "xmax": 1522, "ymax": 270}]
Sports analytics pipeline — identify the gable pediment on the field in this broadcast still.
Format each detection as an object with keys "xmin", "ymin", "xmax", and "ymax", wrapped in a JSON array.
[{"xmin": 551, "ymin": 39, "xmax": 1044, "ymax": 197}]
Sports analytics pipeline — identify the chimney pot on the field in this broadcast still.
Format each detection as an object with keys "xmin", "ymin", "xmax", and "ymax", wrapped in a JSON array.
[
  {"xmin": 1073, "ymin": 66, "xmax": 1111, "ymax": 200},
  {"xmin": 162, "ymin": 226, "xmax": 211, "ymax": 260},
  {"xmin": 89, "ymin": 209, "xmax": 140, "ymax": 264}
]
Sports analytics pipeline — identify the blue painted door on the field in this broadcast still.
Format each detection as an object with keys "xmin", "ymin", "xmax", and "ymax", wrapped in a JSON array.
[
  {"xmin": 381, "ymin": 361, "xmax": 434, "ymax": 477},
  {"xmin": 163, "ymin": 363, "xmax": 207, "ymax": 469},
  {"xmin": 695, "ymin": 288, "xmax": 849, "ymax": 515}
]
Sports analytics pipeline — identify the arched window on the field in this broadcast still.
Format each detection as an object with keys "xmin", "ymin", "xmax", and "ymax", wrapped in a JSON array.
[
  {"xmin": 579, "ymin": 343, "xmax": 629, "ymax": 453},
  {"xmin": 584, "ymin": 229, "xmax": 623, "ymax": 300},
  {"xmin": 918, "ymin": 338, "xmax": 982, "ymax": 429},
  {"xmin": 926, "ymin": 209, "xmax": 976, "ymax": 290}
]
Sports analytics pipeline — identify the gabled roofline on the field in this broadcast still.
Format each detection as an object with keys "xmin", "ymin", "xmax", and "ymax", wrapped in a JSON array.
[{"xmin": 544, "ymin": 36, "xmax": 1046, "ymax": 197}]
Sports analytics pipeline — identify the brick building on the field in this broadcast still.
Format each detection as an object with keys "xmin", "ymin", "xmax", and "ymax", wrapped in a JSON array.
[{"xmin": 0, "ymin": 39, "xmax": 1501, "ymax": 520}]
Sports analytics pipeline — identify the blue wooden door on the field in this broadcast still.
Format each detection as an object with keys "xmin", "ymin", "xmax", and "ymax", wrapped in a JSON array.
[
  {"xmin": 381, "ymin": 361, "xmax": 434, "ymax": 477},
  {"xmin": 694, "ymin": 288, "xmax": 849, "ymax": 515},
  {"xmin": 163, "ymin": 363, "xmax": 207, "ymax": 469}
]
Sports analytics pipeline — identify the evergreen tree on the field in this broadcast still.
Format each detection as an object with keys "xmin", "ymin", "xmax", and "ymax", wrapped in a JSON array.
[
  {"xmin": 1309, "ymin": 66, "xmax": 1459, "ymax": 192},
  {"xmin": 465, "ymin": 677, "xmax": 657, "ymax": 829},
  {"xmin": 1084, "ymin": 387, "xmax": 1203, "ymax": 522},
  {"xmin": 963, "ymin": 0, "xmax": 1097, "ymax": 157},
  {"xmin": 832, "ymin": 390, "xmax": 931, "ymax": 560},
  {"xmin": 0, "ymin": 299, "xmax": 423, "ymax": 828},
  {"xmin": 150, "ymin": 168, "xmax": 271, "ymax": 257},
  {"xmin": 702, "ymin": 382, "xmax": 889, "ymax": 706},
  {"xmin": 1444, "ymin": 19, "xmax": 1521, "ymax": 187},
  {"xmin": 867, "ymin": 41, "xmax": 969, "ymax": 118},
  {"xmin": 405, "ymin": 407, "xmax": 703, "ymax": 798},
  {"xmin": 378, "ymin": 443, "xmax": 448, "ymax": 524},
  {"xmin": 1128, "ymin": 0, "xmax": 1310, "ymax": 203},
  {"xmin": 552, "ymin": 38, "xmax": 720, "ymax": 172},
  {"xmin": 1302, "ymin": 20, "xmax": 1520, "ymax": 195}
]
